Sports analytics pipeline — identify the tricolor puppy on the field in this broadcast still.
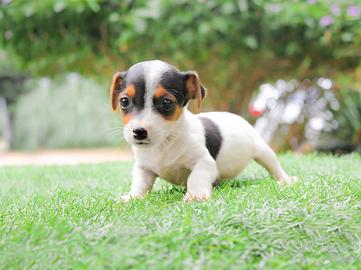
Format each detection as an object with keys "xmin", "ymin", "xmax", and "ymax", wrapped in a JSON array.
[{"xmin": 110, "ymin": 60, "xmax": 297, "ymax": 202}]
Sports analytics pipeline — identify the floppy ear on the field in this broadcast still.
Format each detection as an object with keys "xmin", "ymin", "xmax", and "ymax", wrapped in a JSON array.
[
  {"xmin": 184, "ymin": 71, "xmax": 207, "ymax": 110},
  {"xmin": 110, "ymin": 72, "xmax": 126, "ymax": 111}
]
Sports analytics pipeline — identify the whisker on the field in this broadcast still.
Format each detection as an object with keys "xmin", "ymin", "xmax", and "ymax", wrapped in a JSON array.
[
  {"xmin": 105, "ymin": 131, "xmax": 124, "ymax": 138},
  {"xmin": 101, "ymin": 127, "xmax": 124, "ymax": 135},
  {"xmin": 103, "ymin": 127, "xmax": 124, "ymax": 132}
]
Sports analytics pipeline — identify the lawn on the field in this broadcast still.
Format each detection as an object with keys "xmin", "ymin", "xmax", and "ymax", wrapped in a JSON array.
[{"xmin": 0, "ymin": 154, "xmax": 361, "ymax": 270}]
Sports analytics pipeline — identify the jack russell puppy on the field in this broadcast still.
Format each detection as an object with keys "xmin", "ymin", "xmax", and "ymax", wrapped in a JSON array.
[{"xmin": 110, "ymin": 60, "xmax": 297, "ymax": 202}]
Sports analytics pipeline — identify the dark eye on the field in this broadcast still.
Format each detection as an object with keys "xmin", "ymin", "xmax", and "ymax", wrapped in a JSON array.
[
  {"xmin": 120, "ymin": 97, "xmax": 130, "ymax": 108},
  {"xmin": 161, "ymin": 98, "xmax": 174, "ymax": 111}
]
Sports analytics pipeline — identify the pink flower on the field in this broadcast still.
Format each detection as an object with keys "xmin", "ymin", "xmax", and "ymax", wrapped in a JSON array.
[
  {"xmin": 4, "ymin": 30, "xmax": 13, "ymax": 40},
  {"xmin": 319, "ymin": 15, "xmax": 333, "ymax": 27},
  {"xmin": 308, "ymin": 0, "xmax": 316, "ymax": 4},
  {"xmin": 267, "ymin": 3, "xmax": 282, "ymax": 13},
  {"xmin": 347, "ymin": 5, "xmax": 360, "ymax": 18},
  {"xmin": 331, "ymin": 5, "xmax": 340, "ymax": 16}
]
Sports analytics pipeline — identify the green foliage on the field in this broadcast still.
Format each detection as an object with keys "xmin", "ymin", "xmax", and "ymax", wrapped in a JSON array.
[
  {"xmin": 1, "ymin": 0, "xmax": 360, "ymax": 67},
  {"xmin": 1, "ymin": 0, "xmax": 360, "ymax": 112},
  {"xmin": 0, "ymin": 66, "xmax": 26, "ymax": 105},
  {"xmin": 12, "ymin": 74, "xmax": 121, "ymax": 149},
  {"xmin": 0, "ymin": 117, "xmax": 3, "ymax": 138},
  {"xmin": 0, "ymin": 154, "xmax": 361, "ymax": 268},
  {"xmin": 333, "ymin": 89, "xmax": 361, "ymax": 145}
]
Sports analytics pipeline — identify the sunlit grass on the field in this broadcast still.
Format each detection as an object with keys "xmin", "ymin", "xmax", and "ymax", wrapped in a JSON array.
[{"xmin": 1, "ymin": 154, "xmax": 361, "ymax": 269}]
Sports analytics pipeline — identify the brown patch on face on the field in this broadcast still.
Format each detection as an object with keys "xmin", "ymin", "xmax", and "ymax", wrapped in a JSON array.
[
  {"xmin": 154, "ymin": 85, "xmax": 183, "ymax": 121},
  {"xmin": 123, "ymin": 84, "xmax": 136, "ymax": 98},
  {"xmin": 118, "ymin": 85, "xmax": 136, "ymax": 125},
  {"xmin": 164, "ymin": 104, "xmax": 182, "ymax": 121},
  {"xmin": 121, "ymin": 112, "xmax": 132, "ymax": 125},
  {"xmin": 154, "ymin": 86, "xmax": 168, "ymax": 98}
]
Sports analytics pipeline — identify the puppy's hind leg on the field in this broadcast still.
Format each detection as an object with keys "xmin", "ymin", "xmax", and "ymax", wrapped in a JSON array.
[{"xmin": 253, "ymin": 139, "xmax": 297, "ymax": 185}]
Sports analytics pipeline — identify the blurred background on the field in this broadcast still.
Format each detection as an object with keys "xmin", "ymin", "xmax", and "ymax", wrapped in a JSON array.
[{"xmin": 0, "ymin": 0, "xmax": 360, "ymax": 164}]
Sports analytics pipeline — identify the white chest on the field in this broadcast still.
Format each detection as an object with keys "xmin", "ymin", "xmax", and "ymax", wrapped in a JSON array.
[
  {"xmin": 134, "ymin": 147, "xmax": 193, "ymax": 186},
  {"xmin": 158, "ymin": 165, "xmax": 191, "ymax": 186}
]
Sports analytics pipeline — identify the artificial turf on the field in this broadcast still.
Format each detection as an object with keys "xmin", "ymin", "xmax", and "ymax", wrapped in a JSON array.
[{"xmin": 0, "ymin": 153, "xmax": 360, "ymax": 269}]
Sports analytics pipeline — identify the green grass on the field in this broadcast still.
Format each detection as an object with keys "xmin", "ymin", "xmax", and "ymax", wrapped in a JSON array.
[{"xmin": 1, "ymin": 154, "xmax": 361, "ymax": 270}]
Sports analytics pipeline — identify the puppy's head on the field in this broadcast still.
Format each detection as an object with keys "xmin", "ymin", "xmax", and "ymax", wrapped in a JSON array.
[{"xmin": 110, "ymin": 60, "xmax": 206, "ymax": 147}]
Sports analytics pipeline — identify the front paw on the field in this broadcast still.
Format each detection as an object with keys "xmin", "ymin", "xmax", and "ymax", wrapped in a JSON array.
[
  {"xmin": 278, "ymin": 176, "xmax": 298, "ymax": 185},
  {"xmin": 117, "ymin": 194, "xmax": 143, "ymax": 203},
  {"xmin": 183, "ymin": 190, "xmax": 211, "ymax": 203}
]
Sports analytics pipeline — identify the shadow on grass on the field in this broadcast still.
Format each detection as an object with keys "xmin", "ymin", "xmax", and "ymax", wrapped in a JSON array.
[
  {"xmin": 147, "ymin": 177, "xmax": 268, "ymax": 203},
  {"xmin": 215, "ymin": 177, "xmax": 267, "ymax": 190}
]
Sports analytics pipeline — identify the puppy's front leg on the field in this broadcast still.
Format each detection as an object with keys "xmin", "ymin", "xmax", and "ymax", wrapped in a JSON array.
[
  {"xmin": 184, "ymin": 157, "xmax": 218, "ymax": 202},
  {"xmin": 120, "ymin": 163, "xmax": 156, "ymax": 203}
]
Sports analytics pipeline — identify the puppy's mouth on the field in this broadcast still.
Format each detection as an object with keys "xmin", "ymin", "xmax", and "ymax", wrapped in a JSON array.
[
  {"xmin": 135, "ymin": 141, "xmax": 150, "ymax": 145},
  {"xmin": 134, "ymin": 140, "xmax": 152, "ymax": 146}
]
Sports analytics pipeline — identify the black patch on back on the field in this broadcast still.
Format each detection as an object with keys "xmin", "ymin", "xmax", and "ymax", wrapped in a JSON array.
[
  {"xmin": 123, "ymin": 64, "xmax": 146, "ymax": 110},
  {"xmin": 160, "ymin": 67, "xmax": 189, "ymax": 106},
  {"xmin": 199, "ymin": 117, "xmax": 223, "ymax": 160}
]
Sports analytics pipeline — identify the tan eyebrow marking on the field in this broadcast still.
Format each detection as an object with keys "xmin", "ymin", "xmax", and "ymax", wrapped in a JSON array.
[
  {"xmin": 153, "ymin": 85, "xmax": 182, "ymax": 121},
  {"xmin": 154, "ymin": 86, "xmax": 168, "ymax": 98},
  {"xmin": 123, "ymin": 84, "xmax": 136, "ymax": 97},
  {"xmin": 154, "ymin": 85, "xmax": 178, "ymax": 103}
]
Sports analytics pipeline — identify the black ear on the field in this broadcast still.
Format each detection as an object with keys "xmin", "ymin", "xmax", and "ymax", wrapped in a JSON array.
[
  {"xmin": 183, "ymin": 71, "xmax": 206, "ymax": 109},
  {"xmin": 110, "ymin": 71, "xmax": 126, "ymax": 111}
]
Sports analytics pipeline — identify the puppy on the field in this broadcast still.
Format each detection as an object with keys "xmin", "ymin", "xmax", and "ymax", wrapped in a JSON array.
[{"xmin": 110, "ymin": 60, "xmax": 297, "ymax": 202}]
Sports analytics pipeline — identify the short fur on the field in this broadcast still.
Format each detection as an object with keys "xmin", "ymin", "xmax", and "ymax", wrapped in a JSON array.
[{"xmin": 110, "ymin": 60, "xmax": 297, "ymax": 202}]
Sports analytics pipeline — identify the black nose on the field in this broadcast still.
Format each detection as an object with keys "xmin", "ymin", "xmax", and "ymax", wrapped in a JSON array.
[{"xmin": 133, "ymin": 128, "xmax": 148, "ymax": 140}]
